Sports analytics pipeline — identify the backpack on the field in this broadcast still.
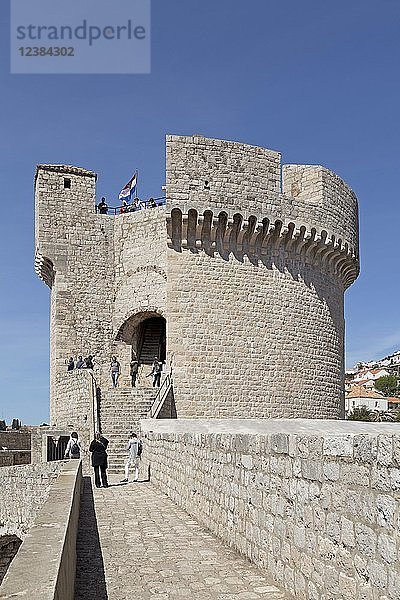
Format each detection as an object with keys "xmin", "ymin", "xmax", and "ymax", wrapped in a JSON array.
[
  {"xmin": 137, "ymin": 441, "xmax": 143, "ymax": 457},
  {"xmin": 71, "ymin": 441, "xmax": 80, "ymax": 457}
]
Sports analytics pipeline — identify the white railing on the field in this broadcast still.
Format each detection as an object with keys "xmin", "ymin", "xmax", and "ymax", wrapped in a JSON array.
[{"xmin": 148, "ymin": 373, "xmax": 173, "ymax": 418}]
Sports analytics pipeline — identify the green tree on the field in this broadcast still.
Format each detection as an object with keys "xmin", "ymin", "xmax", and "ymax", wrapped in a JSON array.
[
  {"xmin": 370, "ymin": 410, "xmax": 396, "ymax": 422},
  {"xmin": 347, "ymin": 406, "xmax": 372, "ymax": 421},
  {"xmin": 375, "ymin": 375, "xmax": 399, "ymax": 397}
]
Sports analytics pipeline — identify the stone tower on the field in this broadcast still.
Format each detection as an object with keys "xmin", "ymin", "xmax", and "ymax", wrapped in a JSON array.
[{"xmin": 35, "ymin": 135, "xmax": 359, "ymax": 429}]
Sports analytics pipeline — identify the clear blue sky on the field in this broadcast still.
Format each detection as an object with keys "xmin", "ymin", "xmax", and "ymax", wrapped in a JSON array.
[{"xmin": 1, "ymin": 0, "xmax": 399, "ymax": 424}]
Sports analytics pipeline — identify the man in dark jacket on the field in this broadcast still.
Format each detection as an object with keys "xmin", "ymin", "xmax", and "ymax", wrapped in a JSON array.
[
  {"xmin": 98, "ymin": 197, "xmax": 108, "ymax": 214},
  {"xmin": 89, "ymin": 432, "xmax": 109, "ymax": 488}
]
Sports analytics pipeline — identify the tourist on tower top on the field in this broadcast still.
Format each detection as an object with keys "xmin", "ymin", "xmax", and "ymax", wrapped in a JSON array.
[{"xmin": 97, "ymin": 197, "xmax": 108, "ymax": 214}]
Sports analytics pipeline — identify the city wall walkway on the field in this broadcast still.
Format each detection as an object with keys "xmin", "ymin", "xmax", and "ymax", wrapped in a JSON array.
[{"xmin": 74, "ymin": 476, "xmax": 287, "ymax": 600}]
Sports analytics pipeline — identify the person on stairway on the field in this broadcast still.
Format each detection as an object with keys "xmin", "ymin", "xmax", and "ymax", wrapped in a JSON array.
[
  {"xmin": 82, "ymin": 355, "xmax": 94, "ymax": 369},
  {"xmin": 151, "ymin": 356, "xmax": 162, "ymax": 388},
  {"xmin": 130, "ymin": 357, "xmax": 139, "ymax": 387},
  {"xmin": 121, "ymin": 432, "xmax": 142, "ymax": 483},
  {"xmin": 110, "ymin": 356, "xmax": 121, "ymax": 388},
  {"xmin": 89, "ymin": 432, "xmax": 109, "ymax": 488}
]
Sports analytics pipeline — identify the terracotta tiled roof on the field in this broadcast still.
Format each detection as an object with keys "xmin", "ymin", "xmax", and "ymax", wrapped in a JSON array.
[{"xmin": 346, "ymin": 386, "xmax": 385, "ymax": 399}]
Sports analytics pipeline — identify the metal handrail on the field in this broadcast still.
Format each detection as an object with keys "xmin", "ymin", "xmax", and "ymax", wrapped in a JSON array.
[
  {"xmin": 96, "ymin": 197, "xmax": 166, "ymax": 216},
  {"xmin": 149, "ymin": 373, "xmax": 173, "ymax": 418}
]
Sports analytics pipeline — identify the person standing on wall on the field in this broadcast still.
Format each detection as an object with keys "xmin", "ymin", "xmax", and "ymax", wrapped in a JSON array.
[
  {"xmin": 130, "ymin": 357, "xmax": 139, "ymax": 388},
  {"xmin": 121, "ymin": 432, "xmax": 142, "ymax": 483},
  {"xmin": 64, "ymin": 431, "xmax": 81, "ymax": 459},
  {"xmin": 84, "ymin": 355, "xmax": 94, "ymax": 369},
  {"xmin": 151, "ymin": 356, "xmax": 162, "ymax": 388},
  {"xmin": 110, "ymin": 356, "xmax": 121, "ymax": 388},
  {"xmin": 89, "ymin": 432, "xmax": 109, "ymax": 488},
  {"xmin": 97, "ymin": 197, "xmax": 108, "ymax": 214}
]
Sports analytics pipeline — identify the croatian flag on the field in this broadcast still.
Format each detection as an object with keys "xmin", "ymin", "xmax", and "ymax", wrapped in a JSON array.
[{"xmin": 119, "ymin": 172, "xmax": 137, "ymax": 201}]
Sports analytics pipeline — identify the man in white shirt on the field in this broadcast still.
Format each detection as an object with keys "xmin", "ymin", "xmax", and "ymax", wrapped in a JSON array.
[{"xmin": 121, "ymin": 432, "xmax": 142, "ymax": 483}]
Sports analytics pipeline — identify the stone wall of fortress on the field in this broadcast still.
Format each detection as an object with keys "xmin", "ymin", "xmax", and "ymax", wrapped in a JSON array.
[
  {"xmin": 166, "ymin": 246, "xmax": 345, "ymax": 419},
  {"xmin": 165, "ymin": 136, "xmax": 358, "ymax": 418},
  {"xmin": 142, "ymin": 419, "xmax": 400, "ymax": 600},
  {"xmin": 0, "ymin": 462, "xmax": 64, "ymax": 538},
  {"xmin": 35, "ymin": 135, "xmax": 359, "ymax": 424},
  {"xmin": 35, "ymin": 166, "xmax": 115, "ymax": 422},
  {"xmin": 113, "ymin": 207, "xmax": 167, "ymax": 386}
]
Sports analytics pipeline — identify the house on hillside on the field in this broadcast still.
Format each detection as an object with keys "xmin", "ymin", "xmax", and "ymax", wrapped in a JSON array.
[
  {"xmin": 345, "ymin": 385, "xmax": 388, "ymax": 415},
  {"xmin": 353, "ymin": 368, "xmax": 390, "ymax": 385},
  {"xmin": 387, "ymin": 397, "xmax": 400, "ymax": 411}
]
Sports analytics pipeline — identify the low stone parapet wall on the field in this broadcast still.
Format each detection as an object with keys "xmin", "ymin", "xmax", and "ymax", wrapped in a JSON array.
[
  {"xmin": 0, "ymin": 432, "xmax": 30, "ymax": 451},
  {"xmin": 0, "ymin": 450, "xmax": 31, "ymax": 467},
  {"xmin": 0, "ymin": 462, "xmax": 64, "ymax": 538},
  {"xmin": 141, "ymin": 418, "xmax": 400, "ymax": 600},
  {"xmin": 52, "ymin": 370, "xmax": 96, "ymax": 446},
  {"xmin": 0, "ymin": 536, "xmax": 22, "ymax": 586},
  {"xmin": 0, "ymin": 461, "xmax": 82, "ymax": 600}
]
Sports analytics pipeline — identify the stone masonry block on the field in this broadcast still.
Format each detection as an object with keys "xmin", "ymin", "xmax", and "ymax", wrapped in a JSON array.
[
  {"xmin": 271, "ymin": 434, "xmax": 289, "ymax": 455},
  {"xmin": 323, "ymin": 435, "xmax": 354, "ymax": 458}
]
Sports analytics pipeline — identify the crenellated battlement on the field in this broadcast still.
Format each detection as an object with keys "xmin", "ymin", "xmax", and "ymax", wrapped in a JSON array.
[{"xmin": 166, "ymin": 208, "xmax": 359, "ymax": 289}]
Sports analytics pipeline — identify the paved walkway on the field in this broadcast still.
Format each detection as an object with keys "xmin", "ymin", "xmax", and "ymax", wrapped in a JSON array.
[{"xmin": 75, "ymin": 476, "xmax": 287, "ymax": 600}]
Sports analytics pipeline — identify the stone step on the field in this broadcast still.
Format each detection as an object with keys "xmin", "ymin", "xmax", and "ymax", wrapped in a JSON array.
[
  {"xmin": 101, "ymin": 411, "xmax": 151, "ymax": 417},
  {"xmin": 101, "ymin": 387, "xmax": 156, "ymax": 393},
  {"xmin": 101, "ymin": 406, "xmax": 153, "ymax": 412},
  {"xmin": 102, "ymin": 418, "xmax": 151, "ymax": 422},
  {"xmin": 101, "ymin": 402, "xmax": 153, "ymax": 409},
  {"xmin": 101, "ymin": 408, "xmax": 153, "ymax": 414}
]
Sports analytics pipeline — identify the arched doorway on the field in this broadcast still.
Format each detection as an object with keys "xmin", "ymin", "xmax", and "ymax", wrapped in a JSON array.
[{"xmin": 136, "ymin": 316, "xmax": 166, "ymax": 365}]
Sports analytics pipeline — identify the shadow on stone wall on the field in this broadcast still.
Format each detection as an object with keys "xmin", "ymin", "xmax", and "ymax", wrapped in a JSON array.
[
  {"xmin": 74, "ymin": 477, "xmax": 108, "ymax": 600},
  {"xmin": 0, "ymin": 535, "xmax": 22, "ymax": 585}
]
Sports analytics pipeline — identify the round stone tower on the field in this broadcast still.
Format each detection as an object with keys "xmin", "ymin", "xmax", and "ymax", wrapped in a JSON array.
[
  {"xmin": 35, "ymin": 135, "xmax": 359, "ymax": 428},
  {"xmin": 165, "ymin": 135, "xmax": 359, "ymax": 419}
]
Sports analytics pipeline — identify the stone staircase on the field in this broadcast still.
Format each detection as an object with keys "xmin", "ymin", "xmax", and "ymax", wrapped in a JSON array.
[
  {"xmin": 98, "ymin": 387, "xmax": 156, "ymax": 474},
  {"xmin": 139, "ymin": 318, "xmax": 164, "ymax": 365}
]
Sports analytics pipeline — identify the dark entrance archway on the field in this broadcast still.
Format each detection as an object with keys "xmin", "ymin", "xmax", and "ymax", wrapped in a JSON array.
[{"xmin": 136, "ymin": 316, "xmax": 166, "ymax": 365}]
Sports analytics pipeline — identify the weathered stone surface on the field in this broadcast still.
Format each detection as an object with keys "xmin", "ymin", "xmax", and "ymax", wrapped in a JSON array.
[
  {"xmin": 0, "ymin": 461, "xmax": 82, "ymax": 600},
  {"xmin": 74, "ymin": 477, "xmax": 287, "ymax": 599},
  {"xmin": 141, "ymin": 419, "xmax": 400, "ymax": 600},
  {"xmin": 0, "ymin": 536, "xmax": 21, "ymax": 586},
  {"xmin": 0, "ymin": 462, "xmax": 64, "ymax": 538}
]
